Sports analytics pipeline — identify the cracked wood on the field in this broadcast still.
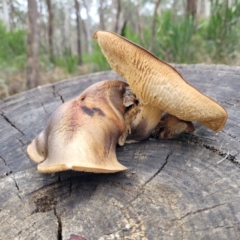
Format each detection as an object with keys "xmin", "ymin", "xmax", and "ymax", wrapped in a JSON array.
[{"xmin": 1, "ymin": 65, "xmax": 240, "ymax": 239}]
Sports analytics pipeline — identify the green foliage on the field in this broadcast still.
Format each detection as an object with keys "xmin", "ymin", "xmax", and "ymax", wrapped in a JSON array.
[
  {"xmin": 54, "ymin": 48, "xmax": 78, "ymax": 73},
  {"xmin": 152, "ymin": 10, "xmax": 197, "ymax": 63},
  {"xmin": 0, "ymin": 21, "xmax": 26, "ymax": 70},
  {"xmin": 83, "ymin": 26, "xmax": 143, "ymax": 72},
  {"xmin": 83, "ymin": 42, "xmax": 111, "ymax": 72},
  {"xmin": 1, "ymin": 1, "xmax": 240, "ymax": 89},
  {"xmin": 203, "ymin": 1, "xmax": 240, "ymax": 63},
  {"xmin": 84, "ymin": 3, "xmax": 240, "ymax": 70},
  {"xmin": 141, "ymin": 2, "xmax": 240, "ymax": 64},
  {"xmin": 124, "ymin": 26, "xmax": 142, "ymax": 45}
]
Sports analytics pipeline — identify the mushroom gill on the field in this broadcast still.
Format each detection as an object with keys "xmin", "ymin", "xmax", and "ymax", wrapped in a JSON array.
[
  {"xmin": 93, "ymin": 31, "xmax": 228, "ymax": 133},
  {"xmin": 27, "ymin": 80, "xmax": 131, "ymax": 173}
]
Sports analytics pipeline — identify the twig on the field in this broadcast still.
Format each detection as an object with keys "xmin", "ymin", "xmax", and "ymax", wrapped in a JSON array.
[{"xmin": 217, "ymin": 150, "xmax": 229, "ymax": 164}]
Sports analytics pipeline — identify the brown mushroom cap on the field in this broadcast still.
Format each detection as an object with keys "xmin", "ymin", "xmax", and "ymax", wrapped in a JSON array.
[
  {"xmin": 94, "ymin": 31, "xmax": 228, "ymax": 132},
  {"xmin": 27, "ymin": 80, "xmax": 128, "ymax": 173}
]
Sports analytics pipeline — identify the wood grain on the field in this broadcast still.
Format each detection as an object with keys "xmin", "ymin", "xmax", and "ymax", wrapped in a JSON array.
[{"xmin": 0, "ymin": 65, "xmax": 240, "ymax": 240}]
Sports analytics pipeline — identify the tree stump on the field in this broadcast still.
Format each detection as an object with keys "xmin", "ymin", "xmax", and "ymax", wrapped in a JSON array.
[{"xmin": 0, "ymin": 65, "xmax": 240, "ymax": 240}]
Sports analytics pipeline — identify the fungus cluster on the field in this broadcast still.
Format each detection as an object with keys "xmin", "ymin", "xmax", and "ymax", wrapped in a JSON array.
[{"xmin": 27, "ymin": 31, "xmax": 228, "ymax": 173}]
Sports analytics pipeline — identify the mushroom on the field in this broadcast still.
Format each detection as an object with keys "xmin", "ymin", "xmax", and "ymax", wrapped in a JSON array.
[
  {"xmin": 93, "ymin": 31, "xmax": 228, "ymax": 143},
  {"xmin": 27, "ymin": 80, "xmax": 133, "ymax": 173},
  {"xmin": 154, "ymin": 113, "xmax": 195, "ymax": 139}
]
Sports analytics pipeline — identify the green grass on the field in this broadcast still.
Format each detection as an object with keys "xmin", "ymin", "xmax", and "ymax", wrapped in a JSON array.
[
  {"xmin": 0, "ymin": 1, "xmax": 240, "ymax": 91},
  {"xmin": 0, "ymin": 21, "xmax": 26, "ymax": 71}
]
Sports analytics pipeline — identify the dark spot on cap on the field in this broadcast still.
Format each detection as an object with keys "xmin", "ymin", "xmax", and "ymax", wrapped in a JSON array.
[
  {"xmin": 81, "ymin": 106, "xmax": 94, "ymax": 116},
  {"xmin": 81, "ymin": 106, "xmax": 105, "ymax": 117},
  {"xmin": 92, "ymin": 107, "xmax": 105, "ymax": 116}
]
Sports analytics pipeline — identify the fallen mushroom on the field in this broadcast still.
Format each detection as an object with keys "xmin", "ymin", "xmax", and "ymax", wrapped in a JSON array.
[
  {"xmin": 93, "ymin": 31, "xmax": 228, "ymax": 142},
  {"xmin": 27, "ymin": 80, "xmax": 134, "ymax": 173},
  {"xmin": 154, "ymin": 113, "xmax": 195, "ymax": 139}
]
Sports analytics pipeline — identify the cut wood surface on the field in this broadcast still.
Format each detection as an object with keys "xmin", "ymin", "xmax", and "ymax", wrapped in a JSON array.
[{"xmin": 0, "ymin": 64, "xmax": 240, "ymax": 240}]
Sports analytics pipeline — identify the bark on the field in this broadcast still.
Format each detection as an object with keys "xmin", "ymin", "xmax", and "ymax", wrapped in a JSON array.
[
  {"xmin": 60, "ymin": 7, "xmax": 67, "ymax": 55},
  {"xmin": 99, "ymin": 0, "xmax": 105, "ymax": 30},
  {"xmin": 149, "ymin": 0, "xmax": 161, "ymax": 52},
  {"xmin": 9, "ymin": 0, "xmax": 14, "ymax": 29},
  {"xmin": 111, "ymin": 0, "xmax": 121, "ymax": 33},
  {"xmin": 46, "ymin": 0, "xmax": 54, "ymax": 63},
  {"xmin": 74, "ymin": 0, "xmax": 83, "ymax": 65},
  {"xmin": 82, "ymin": 0, "xmax": 92, "ymax": 53},
  {"xmin": 26, "ymin": 0, "xmax": 40, "ymax": 89},
  {"xmin": 38, "ymin": 0, "xmax": 46, "ymax": 50},
  {"xmin": 63, "ymin": 4, "xmax": 70, "ymax": 51},
  {"xmin": 136, "ymin": 0, "xmax": 145, "ymax": 45},
  {"xmin": 2, "ymin": 0, "xmax": 10, "ymax": 31},
  {"xmin": 186, "ymin": 0, "xmax": 197, "ymax": 18}
]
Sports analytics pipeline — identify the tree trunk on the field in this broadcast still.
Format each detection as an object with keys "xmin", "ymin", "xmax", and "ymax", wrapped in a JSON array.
[
  {"xmin": 63, "ymin": 3, "xmax": 70, "ymax": 51},
  {"xmin": 82, "ymin": 0, "xmax": 92, "ymax": 54},
  {"xmin": 149, "ymin": 0, "xmax": 161, "ymax": 52},
  {"xmin": 111, "ymin": 0, "xmax": 121, "ymax": 33},
  {"xmin": 46, "ymin": 0, "xmax": 54, "ymax": 63},
  {"xmin": 2, "ymin": 0, "xmax": 10, "ymax": 31},
  {"xmin": 38, "ymin": 0, "xmax": 47, "ymax": 52},
  {"xmin": 9, "ymin": 0, "xmax": 15, "ymax": 30},
  {"xmin": 99, "ymin": 0, "xmax": 105, "ymax": 30},
  {"xmin": 186, "ymin": 0, "xmax": 197, "ymax": 18},
  {"xmin": 1, "ymin": 65, "xmax": 240, "ymax": 239},
  {"xmin": 74, "ymin": 0, "xmax": 82, "ymax": 65},
  {"xmin": 26, "ymin": 0, "xmax": 40, "ymax": 89},
  {"xmin": 136, "ymin": 0, "xmax": 145, "ymax": 45}
]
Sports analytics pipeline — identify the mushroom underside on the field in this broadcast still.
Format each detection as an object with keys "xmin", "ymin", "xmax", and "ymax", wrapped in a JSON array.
[{"xmin": 94, "ymin": 30, "xmax": 228, "ymax": 132}]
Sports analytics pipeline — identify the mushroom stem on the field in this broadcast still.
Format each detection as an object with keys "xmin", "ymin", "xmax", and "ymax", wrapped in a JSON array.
[
  {"xmin": 119, "ymin": 86, "xmax": 163, "ymax": 145},
  {"xmin": 126, "ymin": 104, "xmax": 163, "ymax": 142}
]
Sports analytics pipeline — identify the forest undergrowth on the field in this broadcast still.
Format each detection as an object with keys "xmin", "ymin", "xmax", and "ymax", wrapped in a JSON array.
[{"xmin": 0, "ymin": 2, "xmax": 240, "ymax": 99}]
